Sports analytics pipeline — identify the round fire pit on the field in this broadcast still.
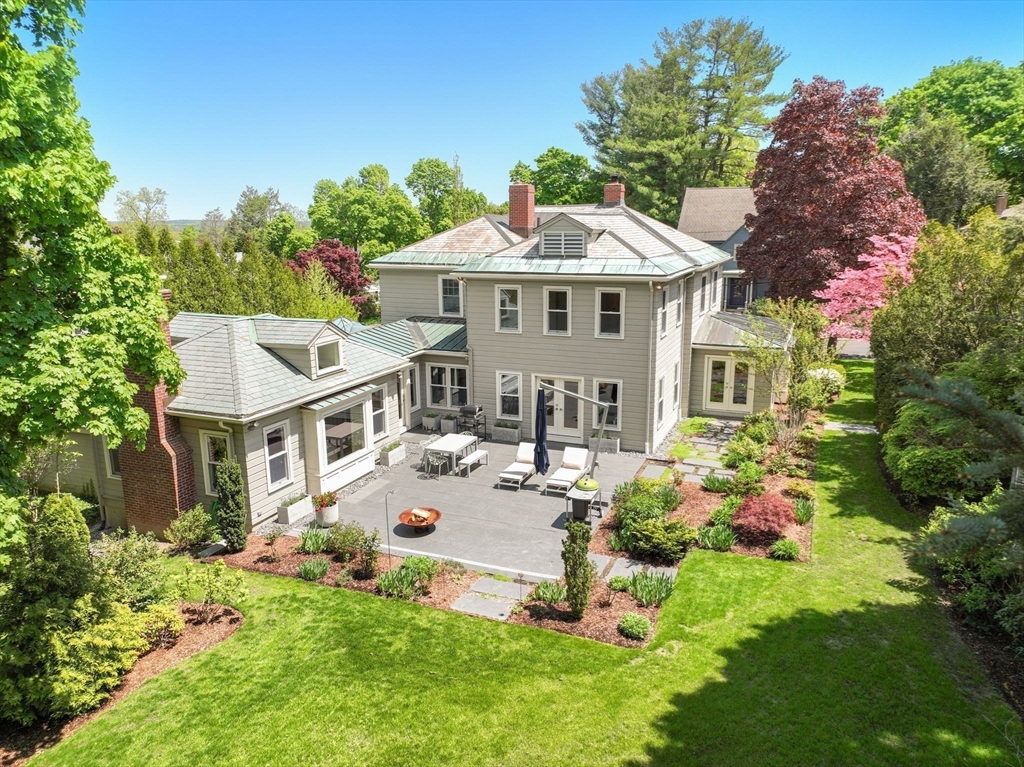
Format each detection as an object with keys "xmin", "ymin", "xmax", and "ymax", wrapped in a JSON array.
[{"xmin": 398, "ymin": 507, "xmax": 441, "ymax": 534}]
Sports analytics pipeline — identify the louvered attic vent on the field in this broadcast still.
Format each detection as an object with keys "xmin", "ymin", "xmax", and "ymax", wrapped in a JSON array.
[{"xmin": 540, "ymin": 231, "xmax": 585, "ymax": 257}]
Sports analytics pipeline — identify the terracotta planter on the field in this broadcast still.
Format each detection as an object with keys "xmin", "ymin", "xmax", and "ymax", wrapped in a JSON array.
[{"xmin": 314, "ymin": 503, "xmax": 339, "ymax": 527}]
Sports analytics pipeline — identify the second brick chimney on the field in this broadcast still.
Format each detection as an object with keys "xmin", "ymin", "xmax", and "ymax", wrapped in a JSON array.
[
  {"xmin": 604, "ymin": 176, "xmax": 626, "ymax": 206},
  {"xmin": 509, "ymin": 181, "xmax": 535, "ymax": 238},
  {"xmin": 119, "ymin": 289, "xmax": 197, "ymax": 537},
  {"xmin": 996, "ymin": 194, "xmax": 1008, "ymax": 216}
]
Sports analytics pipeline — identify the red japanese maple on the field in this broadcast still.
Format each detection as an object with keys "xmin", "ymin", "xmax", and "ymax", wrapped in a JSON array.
[
  {"xmin": 737, "ymin": 76, "xmax": 925, "ymax": 300},
  {"xmin": 813, "ymin": 235, "xmax": 916, "ymax": 339},
  {"xmin": 732, "ymin": 494, "xmax": 795, "ymax": 544},
  {"xmin": 290, "ymin": 239, "xmax": 371, "ymax": 296}
]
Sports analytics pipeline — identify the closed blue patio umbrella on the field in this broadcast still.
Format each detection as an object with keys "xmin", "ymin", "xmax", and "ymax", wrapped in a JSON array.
[{"xmin": 534, "ymin": 388, "xmax": 550, "ymax": 475}]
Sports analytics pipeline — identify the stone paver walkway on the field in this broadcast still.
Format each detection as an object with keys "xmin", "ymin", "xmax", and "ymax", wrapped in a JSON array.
[
  {"xmin": 671, "ymin": 418, "xmax": 741, "ymax": 483},
  {"xmin": 824, "ymin": 421, "xmax": 878, "ymax": 434}
]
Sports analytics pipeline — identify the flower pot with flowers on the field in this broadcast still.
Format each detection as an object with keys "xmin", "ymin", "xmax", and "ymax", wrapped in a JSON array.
[{"xmin": 313, "ymin": 490, "xmax": 339, "ymax": 527}]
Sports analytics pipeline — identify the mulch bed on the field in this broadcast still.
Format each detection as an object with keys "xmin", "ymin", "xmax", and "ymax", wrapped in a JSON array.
[
  {"xmin": 508, "ymin": 579, "xmax": 659, "ymax": 648},
  {"xmin": 0, "ymin": 603, "xmax": 242, "ymax": 767}
]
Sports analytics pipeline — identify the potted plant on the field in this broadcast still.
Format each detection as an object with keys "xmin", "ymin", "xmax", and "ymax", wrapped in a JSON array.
[
  {"xmin": 588, "ymin": 431, "xmax": 621, "ymax": 454},
  {"xmin": 313, "ymin": 490, "xmax": 339, "ymax": 527},
  {"xmin": 440, "ymin": 414, "xmax": 458, "ymax": 434},
  {"xmin": 422, "ymin": 412, "xmax": 439, "ymax": 431},
  {"xmin": 493, "ymin": 421, "xmax": 521, "ymax": 444},
  {"xmin": 379, "ymin": 440, "xmax": 406, "ymax": 467},
  {"xmin": 277, "ymin": 492, "xmax": 313, "ymax": 525}
]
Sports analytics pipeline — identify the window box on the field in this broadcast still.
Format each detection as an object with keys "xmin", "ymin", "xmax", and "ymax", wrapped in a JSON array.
[
  {"xmin": 422, "ymin": 413, "xmax": 439, "ymax": 431},
  {"xmin": 588, "ymin": 435, "xmax": 621, "ymax": 455},
  {"xmin": 379, "ymin": 441, "xmax": 406, "ymax": 467},
  {"xmin": 440, "ymin": 414, "xmax": 458, "ymax": 434},
  {"xmin": 277, "ymin": 493, "xmax": 313, "ymax": 526},
  {"xmin": 493, "ymin": 422, "xmax": 521, "ymax": 444}
]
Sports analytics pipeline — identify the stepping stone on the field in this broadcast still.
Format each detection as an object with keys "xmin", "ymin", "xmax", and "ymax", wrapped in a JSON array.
[
  {"xmin": 452, "ymin": 593, "xmax": 514, "ymax": 621},
  {"xmin": 690, "ymin": 437, "xmax": 724, "ymax": 446},
  {"xmin": 607, "ymin": 557, "xmax": 646, "ymax": 580},
  {"xmin": 674, "ymin": 463, "xmax": 696, "ymax": 473},
  {"xmin": 197, "ymin": 541, "xmax": 227, "ymax": 557},
  {"xmin": 683, "ymin": 474, "xmax": 705, "ymax": 484},
  {"xmin": 588, "ymin": 553, "xmax": 612, "ymax": 578},
  {"xmin": 682, "ymin": 457, "xmax": 723, "ymax": 469},
  {"xmin": 647, "ymin": 565, "xmax": 678, "ymax": 579},
  {"xmin": 471, "ymin": 577, "xmax": 526, "ymax": 601},
  {"xmin": 714, "ymin": 469, "xmax": 736, "ymax": 478},
  {"xmin": 824, "ymin": 421, "xmax": 878, "ymax": 434},
  {"xmin": 697, "ymin": 467, "xmax": 711, "ymax": 476},
  {"xmin": 642, "ymin": 463, "xmax": 669, "ymax": 479}
]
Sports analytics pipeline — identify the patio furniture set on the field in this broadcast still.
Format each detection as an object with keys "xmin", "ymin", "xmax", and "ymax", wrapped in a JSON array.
[{"xmin": 421, "ymin": 432, "xmax": 490, "ymax": 479}]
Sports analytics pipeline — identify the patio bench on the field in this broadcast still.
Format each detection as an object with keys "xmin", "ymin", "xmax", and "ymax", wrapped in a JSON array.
[{"xmin": 458, "ymin": 449, "xmax": 489, "ymax": 477}]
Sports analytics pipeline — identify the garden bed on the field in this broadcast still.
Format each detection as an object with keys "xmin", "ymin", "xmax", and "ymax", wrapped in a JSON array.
[{"xmin": 0, "ymin": 603, "xmax": 243, "ymax": 767}]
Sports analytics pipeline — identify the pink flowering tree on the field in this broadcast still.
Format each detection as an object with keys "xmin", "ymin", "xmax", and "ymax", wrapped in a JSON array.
[{"xmin": 813, "ymin": 235, "xmax": 916, "ymax": 339}]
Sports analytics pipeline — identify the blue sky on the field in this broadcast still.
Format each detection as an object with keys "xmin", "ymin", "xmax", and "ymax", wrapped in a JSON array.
[{"xmin": 74, "ymin": 0, "xmax": 1024, "ymax": 220}]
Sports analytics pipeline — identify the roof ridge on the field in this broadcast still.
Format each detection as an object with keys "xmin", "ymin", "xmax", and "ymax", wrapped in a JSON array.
[
  {"xmin": 226, "ymin": 322, "xmax": 245, "ymax": 416},
  {"xmin": 484, "ymin": 215, "xmax": 519, "ymax": 246},
  {"xmin": 621, "ymin": 207, "xmax": 694, "ymax": 256}
]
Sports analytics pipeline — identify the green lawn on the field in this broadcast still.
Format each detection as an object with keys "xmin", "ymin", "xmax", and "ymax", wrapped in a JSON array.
[
  {"xmin": 32, "ymin": 362, "xmax": 1021, "ymax": 766},
  {"xmin": 826, "ymin": 359, "xmax": 878, "ymax": 424}
]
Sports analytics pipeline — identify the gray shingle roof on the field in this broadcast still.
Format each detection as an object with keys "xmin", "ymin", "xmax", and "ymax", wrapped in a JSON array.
[
  {"xmin": 350, "ymin": 317, "xmax": 467, "ymax": 356},
  {"xmin": 692, "ymin": 311, "xmax": 791, "ymax": 349},
  {"xmin": 374, "ymin": 216, "xmax": 521, "ymax": 266},
  {"xmin": 677, "ymin": 187, "xmax": 755, "ymax": 243},
  {"xmin": 166, "ymin": 314, "xmax": 409, "ymax": 420}
]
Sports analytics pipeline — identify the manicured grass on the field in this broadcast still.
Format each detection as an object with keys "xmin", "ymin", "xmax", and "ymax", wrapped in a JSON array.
[
  {"xmin": 827, "ymin": 359, "xmax": 878, "ymax": 424},
  {"xmin": 33, "ymin": 362, "xmax": 1021, "ymax": 766},
  {"xmin": 669, "ymin": 441, "xmax": 692, "ymax": 461}
]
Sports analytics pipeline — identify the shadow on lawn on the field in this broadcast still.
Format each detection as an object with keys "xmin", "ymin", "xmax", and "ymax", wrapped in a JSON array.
[
  {"xmin": 631, "ymin": 601, "xmax": 1020, "ymax": 766},
  {"xmin": 827, "ymin": 361, "xmax": 878, "ymax": 425}
]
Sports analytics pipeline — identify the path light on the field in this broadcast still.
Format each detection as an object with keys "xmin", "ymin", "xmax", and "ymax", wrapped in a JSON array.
[
  {"xmin": 519, "ymin": 573, "xmax": 524, "ymax": 601},
  {"xmin": 384, "ymin": 490, "xmax": 395, "ymax": 561}
]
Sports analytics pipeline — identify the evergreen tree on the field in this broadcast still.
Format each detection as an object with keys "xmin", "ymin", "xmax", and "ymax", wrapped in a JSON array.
[
  {"xmin": 561, "ymin": 521, "xmax": 595, "ymax": 619},
  {"xmin": 215, "ymin": 458, "xmax": 247, "ymax": 553},
  {"xmin": 292, "ymin": 261, "xmax": 358, "ymax": 321},
  {"xmin": 155, "ymin": 226, "xmax": 177, "ymax": 276},
  {"xmin": 134, "ymin": 222, "xmax": 157, "ymax": 263}
]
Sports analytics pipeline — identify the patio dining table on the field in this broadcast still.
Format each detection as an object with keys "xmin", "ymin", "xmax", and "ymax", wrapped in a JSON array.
[{"xmin": 424, "ymin": 433, "xmax": 477, "ymax": 475}]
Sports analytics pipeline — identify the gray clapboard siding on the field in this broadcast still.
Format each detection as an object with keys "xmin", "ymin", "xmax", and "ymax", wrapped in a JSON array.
[
  {"xmin": 379, "ymin": 268, "xmax": 454, "ymax": 323},
  {"xmin": 650, "ymin": 277, "xmax": 686, "ymax": 448},
  {"xmin": 178, "ymin": 418, "xmax": 248, "ymax": 507},
  {"xmin": 688, "ymin": 348, "xmax": 773, "ymax": 418},
  {"xmin": 240, "ymin": 407, "xmax": 307, "ymax": 527}
]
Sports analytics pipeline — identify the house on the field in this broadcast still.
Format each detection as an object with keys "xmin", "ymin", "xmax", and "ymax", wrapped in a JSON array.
[{"xmin": 676, "ymin": 187, "xmax": 771, "ymax": 310}]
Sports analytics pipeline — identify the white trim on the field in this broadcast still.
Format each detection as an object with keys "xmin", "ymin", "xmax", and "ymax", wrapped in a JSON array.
[
  {"xmin": 673, "ymin": 362, "xmax": 680, "ymax": 408},
  {"xmin": 262, "ymin": 420, "xmax": 293, "ymax": 492},
  {"xmin": 699, "ymin": 273, "xmax": 708, "ymax": 315},
  {"xmin": 657, "ymin": 377, "xmax": 665, "ymax": 424},
  {"xmin": 659, "ymin": 287, "xmax": 668, "ymax": 338},
  {"xmin": 102, "ymin": 437, "xmax": 121, "ymax": 481},
  {"xmin": 594, "ymin": 287, "xmax": 625, "ymax": 339},
  {"xmin": 540, "ymin": 230, "xmax": 586, "ymax": 257},
  {"xmin": 321, "ymin": 397, "xmax": 372, "ymax": 471},
  {"xmin": 494, "ymin": 284, "xmax": 522, "ymax": 334},
  {"xmin": 712, "ymin": 269, "xmax": 719, "ymax": 310},
  {"xmin": 315, "ymin": 340, "xmax": 343, "ymax": 375},
  {"xmin": 428, "ymin": 364, "xmax": 469, "ymax": 410},
  {"xmin": 438, "ymin": 275, "xmax": 464, "ymax": 317},
  {"xmin": 533, "ymin": 375, "xmax": 585, "ymax": 440},
  {"xmin": 370, "ymin": 384, "xmax": 389, "ymax": 440},
  {"xmin": 702, "ymin": 356, "xmax": 756, "ymax": 415},
  {"xmin": 408, "ymin": 365, "xmax": 421, "ymax": 412},
  {"xmin": 592, "ymin": 378, "xmax": 623, "ymax": 432},
  {"xmin": 675, "ymin": 281, "xmax": 683, "ymax": 327},
  {"xmin": 199, "ymin": 429, "xmax": 233, "ymax": 497},
  {"xmin": 496, "ymin": 370, "xmax": 523, "ymax": 421},
  {"xmin": 543, "ymin": 286, "xmax": 572, "ymax": 336}
]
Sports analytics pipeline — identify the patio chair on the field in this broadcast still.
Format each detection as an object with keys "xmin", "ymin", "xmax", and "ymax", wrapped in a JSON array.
[
  {"xmin": 418, "ymin": 434, "xmax": 441, "ymax": 470},
  {"xmin": 544, "ymin": 447, "xmax": 590, "ymax": 495},
  {"xmin": 425, "ymin": 451, "xmax": 449, "ymax": 480},
  {"xmin": 459, "ymin": 430, "xmax": 479, "ymax": 450},
  {"xmin": 498, "ymin": 442, "xmax": 537, "ymax": 491}
]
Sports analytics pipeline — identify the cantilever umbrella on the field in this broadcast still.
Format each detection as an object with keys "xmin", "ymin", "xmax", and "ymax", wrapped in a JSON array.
[{"xmin": 534, "ymin": 388, "xmax": 550, "ymax": 475}]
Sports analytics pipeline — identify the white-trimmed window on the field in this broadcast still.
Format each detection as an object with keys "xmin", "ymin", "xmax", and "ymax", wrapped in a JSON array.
[
  {"xmin": 675, "ymin": 282, "xmax": 683, "ymax": 326},
  {"xmin": 429, "ymin": 365, "xmax": 468, "ymax": 408},
  {"xmin": 657, "ymin": 378, "xmax": 665, "ymax": 424},
  {"xmin": 595, "ymin": 289, "xmax": 625, "ymax": 338},
  {"xmin": 439, "ymin": 276, "xmax": 463, "ymax": 316},
  {"xmin": 593, "ymin": 380, "xmax": 622, "ymax": 431},
  {"xmin": 540, "ymin": 231, "xmax": 585, "ymax": 257},
  {"xmin": 316, "ymin": 340, "xmax": 342, "ymax": 373},
  {"xmin": 408, "ymin": 367, "xmax": 420, "ymax": 411},
  {"xmin": 544, "ymin": 287, "xmax": 571, "ymax": 335},
  {"xmin": 199, "ymin": 430, "xmax": 231, "ymax": 496},
  {"xmin": 712, "ymin": 270, "xmax": 719, "ymax": 309},
  {"xmin": 263, "ymin": 421, "xmax": 292, "ymax": 491},
  {"xmin": 659, "ymin": 288, "xmax": 667, "ymax": 337},
  {"xmin": 699, "ymin": 275, "xmax": 708, "ymax": 314},
  {"xmin": 371, "ymin": 387, "xmax": 388, "ymax": 438},
  {"xmin": 495, "ymin": 285, "xmax": 521, "ymax": 333},
  {"xmin": 324, "ymin": 402, "xmax": 366, "ymax": 467},
  {"xmin": 103, "ymin": 438, "xmax": 121, "ymax": 480},
  {"xmin": 497, "ymin": 372, "xmax": 522, "ymax": 420},
  {"xmin": 673, "ymin": 362, "xmax": 680, "ymax": 407}
]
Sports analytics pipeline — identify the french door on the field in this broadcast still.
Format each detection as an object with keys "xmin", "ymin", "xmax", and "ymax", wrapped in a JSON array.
[
  {"xmin": 703, "ymin": 357, "xmax": 755, "ymax": 414},
  {"xmin": 536, "ymin": 377, "xmax": 583, "ymax": 440}
]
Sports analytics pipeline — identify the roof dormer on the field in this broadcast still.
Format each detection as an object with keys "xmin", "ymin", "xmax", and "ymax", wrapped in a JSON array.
[
  {"xmin": 251, "ymin": 317, "xmax": 346, "ymax": 379},
  {"xmin": 535, "ymin": 214, "xmax": 596, "ymax": 258}
]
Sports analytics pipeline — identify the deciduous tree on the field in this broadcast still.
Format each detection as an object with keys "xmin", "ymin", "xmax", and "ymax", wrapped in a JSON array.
[
  {"xmin": 114, "ymin": 187, "xmax": 167, "ymax": 229},
  {"xmin": 290, "ymin": 239, "xmax": 370, "ymax": 296},
  {"xmin": 737, "ymin": 76, "xmax": 926, "ymax": 299},
  {"xmin": 509, "ymin": 148, "xmax": 602, "ymax": 205}
]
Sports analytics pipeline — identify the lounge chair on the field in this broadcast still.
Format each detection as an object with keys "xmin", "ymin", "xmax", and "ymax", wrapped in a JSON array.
[
  {"xmin": 544, "ymin": 447, "xmax": 590, "ymax": 495},
  {"xmin": 498, "ymin": 442, "xmax": 536, "ymax": 491}
]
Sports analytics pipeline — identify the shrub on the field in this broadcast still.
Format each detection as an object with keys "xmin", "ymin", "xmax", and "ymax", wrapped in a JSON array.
[
  {"xmin": 697, "ymin": 524, "xmax": 737, "ymax": 552},
  {"xmin": 377, "ymin": 566, "xmax": 418, "ymax": 598},
  {"xmin": 140, "ymin": 603, "xmax": 184, "ymax": 649},
  {"xmin": 532, "ymin": 580, "xmax": 568, "ymax": 604},
  {"xmin": 628, "ymin": 519, "xmax": 697, "ymax": 563},
  {"xmin": 92, "ymin": 528, "xmax": 168, "ymax": 610},
  {"xmin": 617, "ymin": 494, "xmax": 667, "ymax": 526},
  {"xmin": 739, "ymin": 410, "xmax": 779, "ymax": 445},
  {"xmin": 297, "ymin": 557, "xmax": 330, "ymax": 582},
  {"xmin": 403, "ymin": 556, "xmax": 440, "ymax": 584},
  {"xmin": 709, "ymin": 495, "xmax": 742, "ymax": 527},
  {"xmin": 627, "ymin": 572, "xmax": 675, "ymax": 608},
  {"xmin": 175, "ymin": 560, "xmax": 247, "ymax": 623},
  {"xmin": 784, "ymin": 479, "xmax": 814, "ymax": 500},
  {"xmin": 607, "ymin": 530, "xmax": 628, "ymax": 552},
  {"xmin": 722, "ymin": 435, "xmax": 769, "ymax": 468},
  {"xmin": 354, "ymin": 529, "xmax": 381, "ymax": 579},
  {"xmin": 297, "ymin": 527, "xmax": 329, "ymax": 554},
  {"xmin": 726, "ymin": 462, "xmax": 767, "ymax": 498},
  {"xmin": 215, "ymin": 458, "xmax": 248, "ymax": 553},
  {"xmin": 794, "ymin": 499, "xmax": 816, "ymax": 525},
  {"xmin": 618, "ymin": 612, "xmax": 651, "ymax": 640},
  {"xmin": 608, "ymin": 575, "xmax": 630, "ymax": 592},
  {"xmin": 613, "ymin": 478, "xmax": 679, "ymax": 512},
  {"xmin": 766, "ymin": 452, "xmax": 791, "ymax": 475},
  {"xmin": 769, "ymin": 538, "xmax": 801, "ymax": 561},
  {"xmin": 264, "ymin": 528, "xmax": 283, "ymax": 562},
  {"xmin": 562, "ymin": 521, "xmax": 595, "ymax": 619},
  {"xmin": 326, "ymin": 521, "xmax": 365, "ymax": 562},
  {"xmin": 807, "ymin": 365, "xmax": 846, "ymax": 398},
  {"xmin": 787, "ymin": 459, "xmax": 812, "ymax": 479},
  {"xmin": 732, "ymin": 494, "xmax": 796, "ymax": 544},
  {"xmin": 164, "ymin": 504, "xmax": 217, "ymax": 554},
  {"xmin": 702, "ymin": 474, "xmax": 732, "ymax": 493}
]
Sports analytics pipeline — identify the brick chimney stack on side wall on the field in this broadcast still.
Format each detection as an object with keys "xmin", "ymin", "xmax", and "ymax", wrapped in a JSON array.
[
  {"xmin": 509, "ymin": 181, "xmax": 535, "ymax": 238},
  {"xmin": 118, "ymin": 289, "xmax": 197, "ymax": 537}
]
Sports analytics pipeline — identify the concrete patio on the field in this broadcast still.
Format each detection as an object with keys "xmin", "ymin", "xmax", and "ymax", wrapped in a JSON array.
[{"xmin": 313, "ymin": 433, "xmax": 646, "ymax": 580}]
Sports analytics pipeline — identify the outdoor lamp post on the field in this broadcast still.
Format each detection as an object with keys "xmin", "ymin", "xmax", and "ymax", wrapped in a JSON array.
[{"xmin": 384, "ymin": 489, "xmax": 395, "ymax": 559}]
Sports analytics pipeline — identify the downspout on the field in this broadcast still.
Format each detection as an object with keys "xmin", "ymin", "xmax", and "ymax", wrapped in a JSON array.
[{"xmin": 645, "ymin": 281, "xmax": 655, "ymax": 454}]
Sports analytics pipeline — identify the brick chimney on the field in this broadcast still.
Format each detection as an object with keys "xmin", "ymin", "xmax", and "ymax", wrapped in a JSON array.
[
  {"xmin": 119, "ymin": 289, "xmax": 197, "ymax": 537},
  {"xmin": 996, "ymin": 194, "xmax": 1008, "ymax": 216},
  {"xmin": 604, "ymin": 176, "xmax": 626, "ymax": 206},
  {"xmin": 509, "ymin": 181, "xmax": 535, "ymax": 238}
]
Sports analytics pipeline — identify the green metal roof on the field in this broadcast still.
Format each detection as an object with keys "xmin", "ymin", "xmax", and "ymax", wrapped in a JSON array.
[
  {"xmin": 372, "ymin": 250, "xmax": 490, "ymax": 267},
  {"xmin": 349, "ymin": 317, "xmax": 467, "ymax": 356},
  {"xmin": 301, "ymin": 383, "xmax": 378, "ymax": 413}
]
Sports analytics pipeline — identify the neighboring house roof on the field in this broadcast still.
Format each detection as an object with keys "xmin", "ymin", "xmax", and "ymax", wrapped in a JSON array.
[
  {"xmin": 165, "ymin": 313, "xmax": 409, "ymax": 421},
  {"xmin": 350, "ymin": 317, "xmax": 467, "ymax": 356},
  {"xmin": 691, "ymin": 311, "xmax": 791, "ymax": 349},
  {"xmin": 677, "ymin": 187, "xmax": 755, "ymax": 243},
  {"xmin": 373, "ymin": 216, "xmax": 522, "ymax": 267},
  {"xmin": 1001, "ymin": 203, "xmax": 1024, "ymax": 219},
  {"xmin": 454, "ymin": 205, "xmax": 728, "ymax": 278},
  {"xmin": 332, "ymin": 316, "xmax": 365, "ymax": 334}
]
